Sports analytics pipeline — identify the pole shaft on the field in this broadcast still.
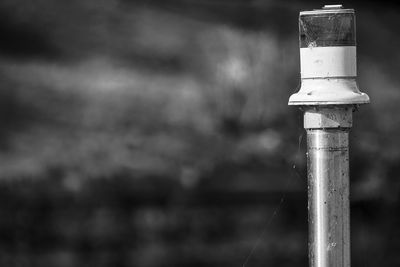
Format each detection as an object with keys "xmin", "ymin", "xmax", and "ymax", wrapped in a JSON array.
[{"xmin": 306, "ymin": 129, "xmax": 350, "ymax": 267}]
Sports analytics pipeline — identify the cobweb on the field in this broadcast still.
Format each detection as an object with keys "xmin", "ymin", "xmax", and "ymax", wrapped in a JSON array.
[{"xmin": 242, "ymin": 115, "xmax": 305, "ymax": 267}]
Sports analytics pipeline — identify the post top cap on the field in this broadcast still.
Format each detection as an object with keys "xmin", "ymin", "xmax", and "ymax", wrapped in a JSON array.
[
  {"xmin": 300, "ymin": 5, "xmax": 353, "ymax": 16},
  {"xmin": 323, "ymin": 4, "xmax": 343, "ymax": 9}
]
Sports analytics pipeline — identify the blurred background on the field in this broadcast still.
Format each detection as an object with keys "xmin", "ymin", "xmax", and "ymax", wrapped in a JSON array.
[{"xmin": 0, "ymin": 0, "xmax": 399, "ymax": 266}]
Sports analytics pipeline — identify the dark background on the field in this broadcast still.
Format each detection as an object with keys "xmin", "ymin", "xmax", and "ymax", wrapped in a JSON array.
[{"xmin": 0, "ymin": 0, "xmax": 399, "ymax": 266}]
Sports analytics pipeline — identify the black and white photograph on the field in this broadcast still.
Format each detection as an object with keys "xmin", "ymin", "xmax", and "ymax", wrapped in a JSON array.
[{"xmin": 0, "ymin": 1, "xmax": 398, "ymax": 266}]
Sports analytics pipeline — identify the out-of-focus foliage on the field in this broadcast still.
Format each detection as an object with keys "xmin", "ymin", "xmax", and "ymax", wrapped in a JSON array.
[
  {"xmin": 0, "ymin": 0, "xmax": 399, "ymax": 266},
  {"xmin": 0, "ymin": 0, "xmax": 301, "ymax": 181}
]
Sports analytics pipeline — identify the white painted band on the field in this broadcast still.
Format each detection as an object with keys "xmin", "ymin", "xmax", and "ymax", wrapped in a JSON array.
[{"xmin": 300, "ymin": 46, "xmax": 356, "ymax": 78}]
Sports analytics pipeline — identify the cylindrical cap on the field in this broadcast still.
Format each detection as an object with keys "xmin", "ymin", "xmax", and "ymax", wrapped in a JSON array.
[{"xmin": 288, "ymin": 5, "xmax": 370, "ymax": 106}]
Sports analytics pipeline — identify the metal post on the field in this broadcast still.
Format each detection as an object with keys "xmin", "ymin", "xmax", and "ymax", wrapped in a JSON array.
[
  {"xmin": 305, "ymin": 106, "xmax": 352, "ymax": 267},
  {"xmin": 288, "ymin": 5, "xmax": 369, "ymax": 267}
]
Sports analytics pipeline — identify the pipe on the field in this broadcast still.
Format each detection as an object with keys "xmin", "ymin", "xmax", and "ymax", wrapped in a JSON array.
[
  {"xmin": 305, "ymin": 107, "xmax": 351, "ymax": 267},
  {"xmin": 288, "ymin": 5, "xmax": 370, "ymax": 267}
]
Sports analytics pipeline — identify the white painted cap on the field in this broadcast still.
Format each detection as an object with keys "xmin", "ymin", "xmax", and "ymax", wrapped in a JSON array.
[{"xmin": 289, "ymin": 78, "xmax": 370, "ymax": 105}]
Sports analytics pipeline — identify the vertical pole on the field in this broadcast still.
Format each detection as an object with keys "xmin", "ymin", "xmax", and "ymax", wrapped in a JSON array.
[
  {"xmin": 288, "ymin": 5, "xmax": 369, "ymax": 267},
  {"xmin": 305, "ymin": 107, "xmax": 352, "ymax": 267}
]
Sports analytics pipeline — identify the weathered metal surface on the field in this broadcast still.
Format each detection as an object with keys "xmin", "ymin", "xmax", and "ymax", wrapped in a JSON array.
[
  {"xmin": 304, "ymin": 107, "xmax": 353, "ymax": 129},
  {"xmin": 307, "ymin": 129, "xmax": 350, "ymax": 267}
]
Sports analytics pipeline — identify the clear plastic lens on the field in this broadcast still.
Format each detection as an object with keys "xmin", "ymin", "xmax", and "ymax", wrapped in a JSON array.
[{"xmin": 300, "ymin": 13, "xmax": 356, "ymax": 47}]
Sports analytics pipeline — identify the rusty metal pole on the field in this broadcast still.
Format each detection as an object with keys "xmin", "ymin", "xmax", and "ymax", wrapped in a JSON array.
[{"xmin": 289, "ymin": 5, "xmax": 369, "ymax": 267}]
